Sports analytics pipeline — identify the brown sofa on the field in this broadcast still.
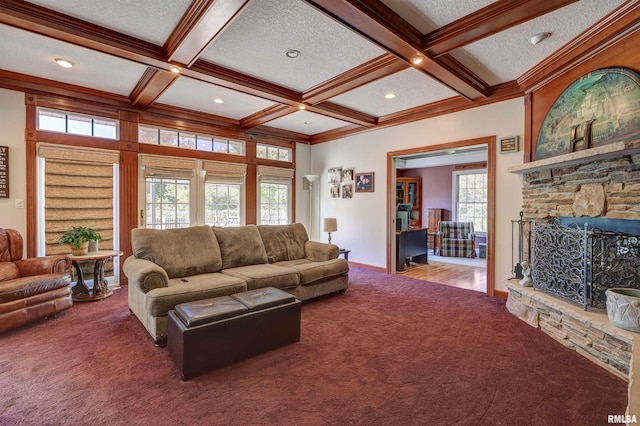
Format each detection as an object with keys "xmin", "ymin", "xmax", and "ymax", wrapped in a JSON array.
[
  {"xmin": 124, "ymin": 223, "xmax": 349, "ymax": 344},
  {"xmin": 0, "ymin": 228, "xmax": 72, "ymax": 333}
]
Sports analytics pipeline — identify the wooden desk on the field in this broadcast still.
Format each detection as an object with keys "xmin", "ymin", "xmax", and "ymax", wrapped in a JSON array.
[
  {"xmin": 396, "ymin": 228, "xmax": 428, "ymax": 272},
  {"xmin": 69, "ymin": 250, "xmax": 123, "ymax": 302}
]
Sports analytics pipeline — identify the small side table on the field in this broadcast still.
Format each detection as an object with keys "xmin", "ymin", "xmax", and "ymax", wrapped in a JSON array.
[
  {"xmin": 69, "ymin": 250, "xmax": 123, "ymax": 302},
  {"xmin": 428, "ymin": 232, "xmax": 439, "ymax": 255},
  {"xmin": 339, "ymin": 248, "xmax": 351, "ymax": 261}
]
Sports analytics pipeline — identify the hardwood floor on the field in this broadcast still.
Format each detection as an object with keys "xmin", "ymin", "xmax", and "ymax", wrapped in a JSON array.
[{"xmin": 400, "ymin": 259, "xmax": 487, "ymax": 293}]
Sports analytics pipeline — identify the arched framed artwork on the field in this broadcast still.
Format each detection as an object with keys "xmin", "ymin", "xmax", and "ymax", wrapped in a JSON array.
[{"xmin": 535, "ymin": 67, "xmax": 640, "ymax": 160}]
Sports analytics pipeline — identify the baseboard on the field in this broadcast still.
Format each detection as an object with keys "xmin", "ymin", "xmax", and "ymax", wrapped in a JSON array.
[
  {"xmin": 347, "ymin": 261, "xmax": 386, "ymax": 273},
  {"xmin": 494, "ymin": 290, "xmax": 508, "ymax": 300}
]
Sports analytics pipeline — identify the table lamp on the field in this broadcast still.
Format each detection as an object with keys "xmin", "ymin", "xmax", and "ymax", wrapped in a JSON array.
[{"xmin": 323, "ymin": 218, "xmax": 337, "ymax": 244}]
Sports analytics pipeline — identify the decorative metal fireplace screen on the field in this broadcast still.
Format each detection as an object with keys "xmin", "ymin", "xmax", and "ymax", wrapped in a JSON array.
[{"xmin": 532, "ymin": 219, "xmax": 640, "ymax": 310}]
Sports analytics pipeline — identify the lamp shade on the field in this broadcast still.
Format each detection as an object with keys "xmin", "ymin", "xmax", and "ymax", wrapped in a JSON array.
[
  {"xmin": 304, "ymin": 174, "xmax": 319, "ymax": 183},
  {"xmin": 323, "ymin": 218, "xmax": 337, "ymax": 233}
]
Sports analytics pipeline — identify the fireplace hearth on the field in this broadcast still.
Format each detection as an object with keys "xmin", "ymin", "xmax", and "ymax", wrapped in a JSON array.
[{"xmin": 532, "ymin": 217, "xmax": 640, "ymax": 310}]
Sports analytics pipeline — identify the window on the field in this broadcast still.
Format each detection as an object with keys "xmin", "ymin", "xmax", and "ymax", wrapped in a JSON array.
[
  {"xmin": 38, "ymin": 108, "xmax": 118, "ymax": 139},
  {"xmin": 37, "ymin": 143, "xmax": 120, "ymax": 283},
  {"xmin": 145, "ymin": 178, "xmax": 191, "ymax": 229},
  {"xmin": 454, "ymin": 171, "xmax": 487, "ymax": 233},
  {"xmin": 139, "ymin": 125, "xmax": 245, "ymax": 156},
  {"xmin": 256, "ymin": 144, "xmax": 291, "ymax": 162},
  {"xmin": 141, "ymin": 155, "xmax": 246, "ymax": 229},
  {"xmin": 260, "ymin": 182, "xmax": 289, "ymax": 225},
  {"xmin": 205, "ymin": 183, "xmax": 241, "ymax": 226},
  {"xmin": 257, "ymin": 165, "xmax": 294, "ymax": 225}
]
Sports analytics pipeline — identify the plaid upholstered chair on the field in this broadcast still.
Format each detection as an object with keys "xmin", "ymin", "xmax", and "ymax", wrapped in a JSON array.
[{"xmin": 437, "ymin": 221, "xmax": 475, "ymax": 258}]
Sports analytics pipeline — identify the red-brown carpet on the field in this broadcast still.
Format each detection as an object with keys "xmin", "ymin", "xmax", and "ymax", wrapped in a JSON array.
[{"xmin": 0, "ymin": 267, "xmax": 628, "ymax": 425}]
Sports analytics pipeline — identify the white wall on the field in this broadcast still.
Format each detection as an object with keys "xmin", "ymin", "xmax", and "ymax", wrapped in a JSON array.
[
  {"xmin": 0, "ymin": 88, "xmax": 27, "ymax": 239},
  {"xmin": 308, "ymin": 98, "xmax": 525, "ymax": 292}
]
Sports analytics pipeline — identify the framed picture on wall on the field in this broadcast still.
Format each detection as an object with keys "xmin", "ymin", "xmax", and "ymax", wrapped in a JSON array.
[
  {"xmin": 499, "ymin": 136, "xmax": 519, "ymax": 154},
  {"xmin": 355, "ymin": 172, "xmax": 374, "ymax": 192},
  {"xmin": 328, "ymin": 167, "xmax": 342, "ymax": 184},
  {"xmin": 341, "ymin": 168, "xmax": 354, "ymax": 183}
]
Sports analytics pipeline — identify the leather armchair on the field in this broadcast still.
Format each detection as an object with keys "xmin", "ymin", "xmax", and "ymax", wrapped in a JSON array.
[{"xmin": 0, "ymin": 228, "xmax": 73, "ymax": 333}]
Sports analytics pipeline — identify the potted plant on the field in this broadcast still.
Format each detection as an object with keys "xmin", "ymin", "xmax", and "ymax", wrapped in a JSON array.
[{"xmin": 59, "ymin": 226, "xmax": 102, "ymax": 256}]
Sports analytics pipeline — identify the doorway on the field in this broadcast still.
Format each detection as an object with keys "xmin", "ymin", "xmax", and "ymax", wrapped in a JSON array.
[{"xmin": 387, "ymin": 136, "xmax": 496, "ymax": 296}]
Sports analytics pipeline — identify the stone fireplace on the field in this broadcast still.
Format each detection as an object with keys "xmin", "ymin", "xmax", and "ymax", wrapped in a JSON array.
[{"xmin": 506, "ymin": 143, "xmax": 640, "ymax": 398}]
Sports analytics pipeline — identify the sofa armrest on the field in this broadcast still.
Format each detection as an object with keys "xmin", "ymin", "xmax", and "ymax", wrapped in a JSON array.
[
  {"xmin": 305, "ymin": 241, "xmax": 339, "ymax": 262},
  {"xmin": 123, "ymin": 256, "xmax": 169, "ymax": 293},
  {"xmin": 14, "ymin": 255, "xmax": 71, "ymax": 276}
]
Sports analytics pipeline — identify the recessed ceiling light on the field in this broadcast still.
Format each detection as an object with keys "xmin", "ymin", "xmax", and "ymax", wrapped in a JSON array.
[
  {"xmin": 298, "ymin": 104, "xmax": 306, "ymax": 110},
  {"xmin": 169, "ymin": 65, "xmax": 181, "ymax": 73},
  {"xmin": 384, "ymin": 92, "xmax": 396, "ymax": 99},
  {"xmin": 529, "ymin": 32, "xmax": 551, "ymax": 45},
  {"xmin": 285, "ymin": 49, "xmax": 301, "ymax": 59},
  {"xmin": 213, "ymin": 98, "xmax": 224, "ymax": 104},
  {"xmin": 304, "ymin": 121, "xmax": 313, "ymax": 125},
  {"xmin": 54, "ymin": 58, "xmax": 74, "ymax": 68},
  {"xmin": 411, "ymin": 56, "xmax": 424, "ymax": 65},
  {"xmin": 447, "ymin": 149, "xmax": 456, "ymax": 154}
]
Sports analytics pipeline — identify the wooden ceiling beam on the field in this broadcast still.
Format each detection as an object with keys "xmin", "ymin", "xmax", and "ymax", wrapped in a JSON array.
[
  {"xmin": 240, "ymin": 105, "xmax": 299, "ymax": 128},
  {"xmin": 302, "ymin": 53, "xmax": 408, "ymax": 104},
  {"xmin": 129, "ymin": 68, "xmax": 179, "ymax": 107},
  {"xmin": 311, "ymin": 80, "xmax": 523, "ymax": 143},
  {"xmin": 0, "ymin": 0, "xmax": 168, "ymax": 69},
  {"xmin": 134, "ymin": 0, "xmax": 249, "ymax": 111},
  {"xmin": 308, "ymin": 102, "xmax": 377, "ymax": 127},
  {"xmin": 424, "ymin": 0, "xmax": 578, "ymax": 57},
  {"xmin": 165, "ymin": 0, "xmax": 249, "ymax": 67},
  {"xmin": 303, "ymin": 0, "xmax": 490, "ymax": 99}
]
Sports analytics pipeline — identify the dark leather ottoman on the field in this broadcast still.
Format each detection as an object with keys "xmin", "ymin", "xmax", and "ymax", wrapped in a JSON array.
[{"xmin": 168, "ymin": 287, "xmax": 301, "ymax": 380}]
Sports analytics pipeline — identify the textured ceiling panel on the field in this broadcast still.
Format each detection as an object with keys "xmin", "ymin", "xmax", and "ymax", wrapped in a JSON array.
[
  {"xmin": 0, "ymin": 24, "xmax": 146, "ymax": 96},
  {"xmin": 25, "ymin": 0, "xmax": 192, "ymax": 45},
  {"xmin": 267, "ymin": 110, "xmax": 351, "ymax": 135},
  {"xmin": 199, "ymin": 0, "xmax": 386, "ymax": 92},
  {"xmin": 157, "ymin": 76, "xmax": 276, "ymax": 120},
  {"xmin": 381, "ymin": 0, "xmax": 497, "ymax": 33},
  {"xmin": 330, "ymin": 68, "xmax": 459, "ymax": 117},
  {"xmin": 450, "ymin": 0, "xmax": 627, "ymax": 84}
]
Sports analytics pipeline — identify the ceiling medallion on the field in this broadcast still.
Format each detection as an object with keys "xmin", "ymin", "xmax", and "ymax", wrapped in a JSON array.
[
  {"xmin": 285, "ymin": 49, "xmax": 301, "ymax": 59},
  {"xmin": 54, "ymin": 58, "xmax": 74, "ymax": 68}
]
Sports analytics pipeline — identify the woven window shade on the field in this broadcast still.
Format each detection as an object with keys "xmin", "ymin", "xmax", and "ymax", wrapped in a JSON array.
[
  {"xmin": 204, "ymin": 160, "xmax": 246, "ymax": 184},
  {"xmin": 39, "ymin": 144, "xmax": 117, "ymax": 258},
  {"xmin": 140, "ymin": 154, "xmax": 196, "ymax": 178},
  {"xmin": 256, "ymin": 165, "xmax": 294, "ymax": 180}
]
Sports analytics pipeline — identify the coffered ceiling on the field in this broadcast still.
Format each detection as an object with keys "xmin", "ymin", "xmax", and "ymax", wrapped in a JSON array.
[{"xmin": 0, "ymin": 0, "xmax": 633, "ymax": 144}]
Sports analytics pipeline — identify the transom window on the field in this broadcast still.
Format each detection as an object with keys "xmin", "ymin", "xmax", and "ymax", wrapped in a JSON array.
[
  {"xmin": 256, "ymin": 144, "xmax": 291, "ymax": 162},
  {"xmin": 454, "ymin": 171, "xmax": 487, "ymax": 234},
  {"xmin": 139, "ymin": 125, "xmax": 244, "ymax": 155},
  {"xmin": 37, "ymin": 108, "xmax": 118, "ymax": 139}
]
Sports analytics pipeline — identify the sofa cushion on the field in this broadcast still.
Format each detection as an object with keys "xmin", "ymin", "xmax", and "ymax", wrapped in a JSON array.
[
  {"xmin": 221, "ymin": 264, "xmax": 299, "ymax": 291},
  {"xmin": 145, "ymin": 273, "xmax": 247, "ymax": 317},
  {"xmin": 0, "ymin": 272, "xmax": 72, "ymax": 303},
  {"xmin": 131, "ymin": 226, "xmax": 222, "ymax": 279},
  {"xmin": 257, "ymin": 223, "xmax": 307, "ymax": 263},
  {"xmin": 212, "ymin": 225, "xmax": 268, "ymax": 270},
  {"xmin": 275, "ymin": 258, "xmax": 349, "ymax": 286}
]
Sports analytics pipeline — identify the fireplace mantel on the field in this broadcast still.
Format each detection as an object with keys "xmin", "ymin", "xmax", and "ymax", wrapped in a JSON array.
[{"xmin": 508, "ymin": 139, "xmax": 640, "ymax": 174}]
